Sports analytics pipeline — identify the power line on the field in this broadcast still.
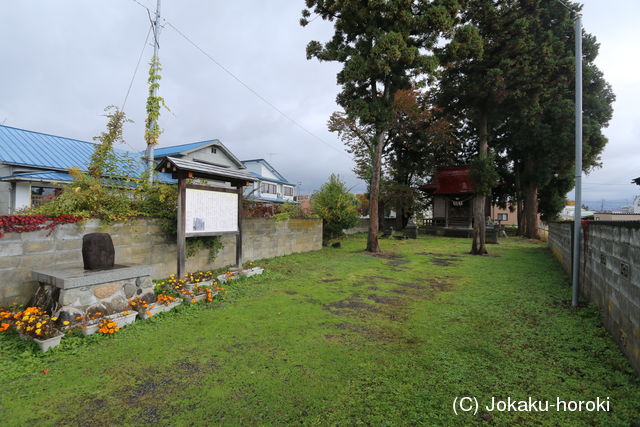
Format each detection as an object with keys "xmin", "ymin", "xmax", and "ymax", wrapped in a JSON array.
[
  {"xmin": 163, "ymin": 21, "xmax": 347, "ymax": 157},
  {"xmin": 121, "ymin": 23, "xmax": 152, "ymax": 112},
  {"xmin": 129, "ymin": 0, "xmax": 347, "ymax": 158}
]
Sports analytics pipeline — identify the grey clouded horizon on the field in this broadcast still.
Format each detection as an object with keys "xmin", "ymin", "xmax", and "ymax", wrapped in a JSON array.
[{"xmin": 1, "ymin": 1, "xmax": 638, "ymax": 205}]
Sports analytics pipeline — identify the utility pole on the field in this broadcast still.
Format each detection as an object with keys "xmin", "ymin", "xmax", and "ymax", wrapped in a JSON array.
[
  {"xmin": 146, "ymin": 0, "xmax": 162, "ymax": 184},
  {"xmin": 572, "ymin": 14, "xmax": 582, "ymax": 307}
]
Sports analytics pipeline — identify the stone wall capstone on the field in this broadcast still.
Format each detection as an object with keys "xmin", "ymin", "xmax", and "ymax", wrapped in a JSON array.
[
  {"xmin": 0, "ymin": 217, "xmax": 322, "ymax": 306},
  {"xmin": 548, "ymin": 221, "xmax": 640, "ymax": 373}
]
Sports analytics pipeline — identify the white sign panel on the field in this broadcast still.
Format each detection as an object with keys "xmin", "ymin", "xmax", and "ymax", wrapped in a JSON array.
[{"xmin": 185, "ymin": 188, "xmax": 238, "ymax": 235}]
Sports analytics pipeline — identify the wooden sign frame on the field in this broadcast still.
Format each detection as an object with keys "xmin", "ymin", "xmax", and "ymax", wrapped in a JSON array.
[{"xmin": 177, "ymin": 176, "xmax": 244, "ymax": 277}]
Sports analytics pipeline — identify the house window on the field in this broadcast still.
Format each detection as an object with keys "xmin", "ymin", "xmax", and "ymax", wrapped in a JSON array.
[
  {"xmin": 31, "ymin": 186, "xmax": 62, "ymax": 208},
  {"xmin": 261, "ymin": 183, "xmax": 277, "ymax": 194},
  {"xmin": 211, "ymin": 147, "xmax": 217, "ymax": 154},
  {"xmin": 284, "ymin": 186, "xmax": 293, "ymax": 196}
]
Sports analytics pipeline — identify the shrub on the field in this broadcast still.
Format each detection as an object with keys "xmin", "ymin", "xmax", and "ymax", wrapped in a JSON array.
[{"xmin": 311, "ymin": 174, "xmax": 359, "ymax": 240}]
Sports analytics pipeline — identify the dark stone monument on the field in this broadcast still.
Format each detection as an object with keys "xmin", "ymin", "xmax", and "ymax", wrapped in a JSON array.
[
  {"xmin": 405, "ymin": 218, "xmax": 418, "ymax": 239},
  {"xmin": 82, "ymin": 233, "xmax": 115, "ymax": 270}
]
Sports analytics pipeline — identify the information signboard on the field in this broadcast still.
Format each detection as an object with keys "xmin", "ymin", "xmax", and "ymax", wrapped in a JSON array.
[{"xmin": 184, "ymin": 188, "xmax": 238, "ymax": 236}]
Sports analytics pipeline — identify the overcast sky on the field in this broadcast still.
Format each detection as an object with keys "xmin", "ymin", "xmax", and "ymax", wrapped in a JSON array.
[{"xmin": 1, "ymin": 1, "xmax": 638, "ymax": 204}]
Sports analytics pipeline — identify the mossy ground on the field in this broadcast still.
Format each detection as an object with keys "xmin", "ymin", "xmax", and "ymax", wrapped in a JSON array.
[{"xmin": 1, "ymin": 235, "xmax": 638, "ymax": 425}]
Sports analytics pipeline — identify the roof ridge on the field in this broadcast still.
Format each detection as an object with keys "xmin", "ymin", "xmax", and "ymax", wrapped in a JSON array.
[{"xmin": 155, "ymin": 138, "xmax": 220, "ymax": 150}]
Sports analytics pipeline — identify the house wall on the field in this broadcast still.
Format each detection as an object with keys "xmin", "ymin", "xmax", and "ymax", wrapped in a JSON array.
[
  {"xmin": 0, "ymin": 217, "xmax": 322, "ymax": 306},
  {"xmin": 548, "ymin": 221, "xmax": 640, "ymax": 373},
  {"xmin": 0, "ymin": 164, "xmax": 12, "ymax": 214},
  {"xmin": 182, "ymin": 146, "xmax": 239, "ymax": 169},
  {"xmin": 14, "ymin": 182, "xmax": 31, "ymax": 211}
]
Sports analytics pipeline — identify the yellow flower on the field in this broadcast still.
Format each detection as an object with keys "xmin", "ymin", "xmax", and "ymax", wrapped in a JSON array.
[
  {"xmin": 63, "ymin": 321, "xmax": 70, "ymax": 326},
  {"xmin": 51, "ymin": 317, "xmax": 58, "ymax": 321},
  {"xmin": 36, "ymin": 322, "xmax": 42, "ymax": 328},
  {"xmin": 35, "ymin": 329, "xmax": 42, "ymax": 335}
]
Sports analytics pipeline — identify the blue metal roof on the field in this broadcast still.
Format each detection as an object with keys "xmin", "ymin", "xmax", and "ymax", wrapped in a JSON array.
[
  {"xmin": 0, "ymin": 125, "xmax": 98, "ymax": 170},
  {"xmin": 242, "ymin": 158, "xmax": 291, "ymax": 184},
  {"xmin": 0, "ymin": 171, "xmax": 75, "ymax": 182},
  {"xmin": 152, "ymin": 140, "xmax": 218, "ymax": 157},
  {"xmin": 0, "ymin": 170, "xmax": 176, "ymax": 184},
  {"xmin": 0, "ymin": 125, "xmax": 180, "ymax": 183},
  {"xmin": 247, "ymin": 171, "xmax": 294, "ymax": 186}
]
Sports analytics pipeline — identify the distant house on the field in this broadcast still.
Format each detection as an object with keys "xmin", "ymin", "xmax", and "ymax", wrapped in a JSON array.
[
  {"xmin": 619, "ymin": 195, "xmax": 640, "ymax": 214},
  {"xmin": 0, "ymin": 125, "xmax": 157, "ymax": 214},
  {"xmin": 0, "ymin": 124, "xmax": 294, "ymax": 213},
  {"xmin": 242, "ymin": 159, "xmax": 296, "ymax": 204}
]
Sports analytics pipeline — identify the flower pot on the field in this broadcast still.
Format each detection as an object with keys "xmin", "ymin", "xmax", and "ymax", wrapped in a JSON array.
[
  {"xmin": 139, "ymin": 299, "xmax": 181, "ymax": 319},
  {"xmin": 81, "ymin": 322, "xmax": 100, "ymax": 336},
  {"xmin": 241, "ymin": 267, "xmax": 264, "ymax": 278},
  {"xmin": 107, "ymin": 311, "xmax": 138, "ymax": 329},
  {"xmin": 182, "ymin": 293, "xmax": 207, "ymax": 304},
  {"xmin": 33, "ymin": 333, "xmax": 63, "ymax": 352}
]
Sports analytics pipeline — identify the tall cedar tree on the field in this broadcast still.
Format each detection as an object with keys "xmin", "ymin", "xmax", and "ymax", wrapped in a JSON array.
[
  {"xmin": 437, "ymin": 0, "xmax": 506, "ymax": 254},
  {"xmin": 302, "ymin": 0, "xmax": 461, "ymax": 252},
  {"xmin": 499, "ymin": 0, "xmax": 613, "ymax": 235}
]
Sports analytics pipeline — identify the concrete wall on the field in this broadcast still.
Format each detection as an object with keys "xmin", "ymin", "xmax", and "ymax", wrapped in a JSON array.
[
  {"xmin": 0, "ymin": 217, "xmax": 322, "ymax": 306},
  {"xmin": 548, "ymin": 221, "xmax": 640, "ymax": 373}
]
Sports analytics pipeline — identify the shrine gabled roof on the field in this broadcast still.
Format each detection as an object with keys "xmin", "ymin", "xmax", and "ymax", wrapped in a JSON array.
[{"xmin": 420, "ymin": 165, "xmax": 475, "ymax": 195}]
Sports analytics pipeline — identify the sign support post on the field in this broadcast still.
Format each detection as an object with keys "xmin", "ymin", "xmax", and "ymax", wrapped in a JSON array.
[
  {"xmin": 236, "ymin": 186, "xmax": 243, "ymax": 268},
  {"xmin": 177, "ymin": 173, "xmax": 187, "ymax": 277}
]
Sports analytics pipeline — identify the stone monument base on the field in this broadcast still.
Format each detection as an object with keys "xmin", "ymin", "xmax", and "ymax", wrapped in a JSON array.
[{"xmin": 31, "ymin": 265, "xmax": 154, "ymax": 322}]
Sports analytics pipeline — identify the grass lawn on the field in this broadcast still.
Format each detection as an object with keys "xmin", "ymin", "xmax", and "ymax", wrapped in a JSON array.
[{"xmin": 1, "ymin": 235, "xmax": 638, "ymax": 426}]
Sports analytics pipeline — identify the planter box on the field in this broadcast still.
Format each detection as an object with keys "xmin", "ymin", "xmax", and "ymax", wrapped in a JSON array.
[
  {"xmin": 139, "ymin": 299, "xmax": 181, "ymax": 319},
  {"xmin": 182, "ymin": 293, "xmax": 207, "ymax": 304},
  {"xmin": 33, "ymin": 333, "xmax": 63, "ymax": 352},
  {"xmin": 81, "ymin": 323, "xmax": 100, "ymax": 336},
  {"xmin": 241, "ymin": 267, "xmax": 264, "ymax": 278},
  {"xmin": 107, "ymin": 311, "xmax": 138, "ymax": 329},
  {"xmin": 217, "ymin": 273, "xmax": 239, "ymax": 284}
]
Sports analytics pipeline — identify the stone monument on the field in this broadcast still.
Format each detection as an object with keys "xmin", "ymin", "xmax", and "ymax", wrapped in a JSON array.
[{"xmin": 31, "ymin": 233, "xmax": 155, "ymax": 322}]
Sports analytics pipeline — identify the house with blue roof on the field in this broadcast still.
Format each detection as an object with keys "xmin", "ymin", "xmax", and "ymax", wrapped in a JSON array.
[
  {"xmin": 242, "ymin": 159, "xmax": 296, "ymax": 204},
  {"xmin": 0, "ymin": 124, "xmax": 296, "ymax": 213}
]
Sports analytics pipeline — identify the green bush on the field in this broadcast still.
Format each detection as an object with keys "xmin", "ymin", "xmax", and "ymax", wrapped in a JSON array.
[
  {"xmin": 311, "ymin": 174, "xmax": 359, "ymax": 240},
  {"xmin": 272, "ymin": 202, "xmax": 311, "ymax": 222}
]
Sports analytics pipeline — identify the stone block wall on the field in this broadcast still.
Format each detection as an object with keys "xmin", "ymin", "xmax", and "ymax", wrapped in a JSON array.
[
  {"xmin": 548, "ymin": 221, "xmax": 640, "ymax": 373},
  {"xmin": 0, "ymin": 217, "xmax": 322, "ymax": 306}
]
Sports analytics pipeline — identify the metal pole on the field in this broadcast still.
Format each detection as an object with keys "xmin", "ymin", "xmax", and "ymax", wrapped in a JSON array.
[
  {"xmin": 571, "ymin": 14, "xmax": 582, "ymax": 307},
  {"xmin": 146, "ymin": 0, "xmax": 161, "ymax": 184}
]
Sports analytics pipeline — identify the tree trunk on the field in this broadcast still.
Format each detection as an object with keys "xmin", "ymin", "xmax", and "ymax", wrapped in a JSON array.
[
  {"xmin": 367, "ymin": 130, "xmax": 385, "ymax": 252},
  {"xmin": 471, "ymin": 112, "xmax": 489, "ymax": 255},
  {"xmin": 515, "ymin": 162, "xmax": 523, "ymax": 236},
  {"xmin": 522, "ymin": 157, "xmax": 540, "ymax": 239},
  {"xmin": 522, "ymin": 184, "xmax": 540, "ymax": 239}
]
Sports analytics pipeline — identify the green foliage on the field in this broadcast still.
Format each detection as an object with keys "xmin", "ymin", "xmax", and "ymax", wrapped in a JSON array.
[
  {"xmin": 144, "ymin": 56, "xmax": 169, "ymax": 147},
  {"xmin": 311, "ymin": 174, "xmax": 359, "ymax": 239},
  {"xmin": 272, "ymin": 202, "xmax": 311, "ymax": 222},
  {"xmin": 1, "ymin": 236, "xmax": 638, "ymax": 425},
  {"xmin": 185, "ymin": 236, "xmax": 224, "ymax": 262},
  {"xmin": 89, "ymin": 106, "xmax": 132, "ymax": 178},
  {"xmin": 469, "ymin": 153, "xmax": 499, "ymax": 197},
  {"xmin": 30, "ymin": 108, "xmax": 178, "ymax": 226},
  {"xmin": 303, "ymin": 0, "xmax": 462, "ymax": 250}
]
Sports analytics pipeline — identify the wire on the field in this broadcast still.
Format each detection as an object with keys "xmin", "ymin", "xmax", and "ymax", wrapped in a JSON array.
[
  {"xmin": 554, "ymin": 0, "xmax": 576, "ymax": 15},
  {"xmin": 163, "ymin": 21, "xmax": 347, "ymax": 157},
  {"xmin": 121, "ymin": 23, "xmax": 152, "ymax": 112}
]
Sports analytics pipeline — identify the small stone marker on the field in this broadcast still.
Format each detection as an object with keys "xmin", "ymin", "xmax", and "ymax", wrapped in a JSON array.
[{"xmin": 82, "ymin": 233, "xmax": 115, "ymax": 270}]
